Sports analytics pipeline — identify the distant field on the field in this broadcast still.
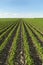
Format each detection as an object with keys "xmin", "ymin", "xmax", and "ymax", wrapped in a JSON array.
[{"xmin": 0, "ymin": 18, "xmax": 43, "ymax": 65}]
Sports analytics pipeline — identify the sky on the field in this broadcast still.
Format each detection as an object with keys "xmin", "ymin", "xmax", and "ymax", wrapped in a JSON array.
[{"xmin": 0, "ymin": 0, "xmax": 43, "ymax": 18}]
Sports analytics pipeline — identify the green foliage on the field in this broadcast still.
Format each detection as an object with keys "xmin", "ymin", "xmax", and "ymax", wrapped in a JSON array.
[
  {"xmin": 25, "ymin": 23, "xmax": 43, "ymax": 61},
  {"xmin": 0, "ymin": 18, "xmax": 43, "ymax": 64},
  {"xmin": 23, "ymin": 18, "xmax": 43, "ymax": 32},
  {"xmin": 0, "ymin": 24, "xmax": 18, "ymax": 52},
  {"xmin": 7, "ymin": 24, "xmax": 20, "ymax": 65},
  {"xmin": 22, "ymin": 24, "xmax": 34, "ymax": 65}
]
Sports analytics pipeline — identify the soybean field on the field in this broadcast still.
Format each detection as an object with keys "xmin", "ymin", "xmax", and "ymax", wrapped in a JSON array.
[{"xmin": 0, "ymin": 18, "xmax": 43, "ymax": 65}]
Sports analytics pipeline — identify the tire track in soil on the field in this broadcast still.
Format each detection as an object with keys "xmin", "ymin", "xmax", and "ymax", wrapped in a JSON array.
[
  {"xmin": 0, "ymin": 23, "xmax": 16, "ymax": 46},
  {"xmin": 0, "ymin": 23, "xmax": 19, "ymax": 65},
  {"xmin": 26, "ymin": 23, "xmax": 43, "ymax": 47},
  {"xmin": 23, "ymin": 22, "xmax": 42, "ymax": 65},
  {"xmin": 14, "ymin": 22, "xmax": 26, "ymax": 65}
]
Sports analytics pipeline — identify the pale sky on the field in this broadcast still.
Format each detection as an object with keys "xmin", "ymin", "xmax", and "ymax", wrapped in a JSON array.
[{"xmin": 0, "ymin": 0, "xmax": 43, "ymax": 18}]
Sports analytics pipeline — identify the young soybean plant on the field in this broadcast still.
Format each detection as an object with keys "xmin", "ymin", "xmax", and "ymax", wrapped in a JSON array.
[
  {"xmin": 22, "ymin": 23, "xmax": 34, "ymax": 65},
  {"xmin": 7, "ymin": 24, "xmax": 20, "ymax": 65},
  {"xmin": 25, "ymin": 23, "xmax": 43, "ymax": 63}
]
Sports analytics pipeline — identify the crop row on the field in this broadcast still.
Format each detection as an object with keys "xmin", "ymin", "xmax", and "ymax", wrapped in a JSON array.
[
  {"xmin": 0, "ymin": 22, "xmax": 19, "ymax": 65},
  {"xmin": 0, "ymin": 19, "xmax": 43, "ymax": 65}
]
